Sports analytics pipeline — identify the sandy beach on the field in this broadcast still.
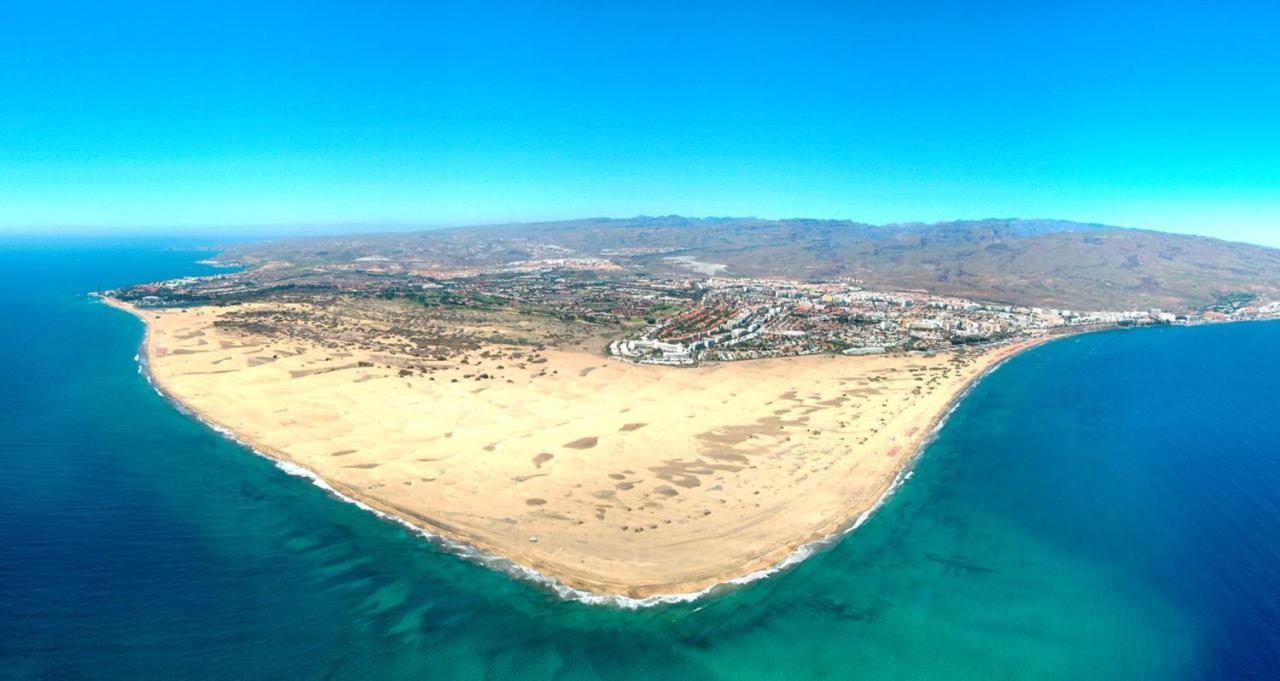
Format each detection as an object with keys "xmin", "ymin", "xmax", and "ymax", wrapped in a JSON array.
[{"xmin": 104, "ymin": 297, "xmax": 1045, "ymax": 598}]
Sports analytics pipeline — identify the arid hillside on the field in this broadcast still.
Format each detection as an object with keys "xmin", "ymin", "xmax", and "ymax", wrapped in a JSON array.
[{"xmin": 216, "ymin": 217, "xmax": 1280, "ymax": 312}]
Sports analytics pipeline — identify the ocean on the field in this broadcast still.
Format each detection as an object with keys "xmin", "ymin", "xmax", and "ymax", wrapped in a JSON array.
[{"xmin": 2, "ymin": 239, "xmax": 1278, "ymax": 680}]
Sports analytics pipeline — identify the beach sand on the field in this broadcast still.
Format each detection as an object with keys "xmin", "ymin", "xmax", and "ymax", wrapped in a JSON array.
[{"xmin": 106, "ymin": 298, "xmax": 1043, "ymax": 598}]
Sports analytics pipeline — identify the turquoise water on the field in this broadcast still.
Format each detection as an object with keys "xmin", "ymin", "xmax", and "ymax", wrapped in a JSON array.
[{"xmin": 3, "ymin": 239, "xmax": 1279, "ymax": 680}]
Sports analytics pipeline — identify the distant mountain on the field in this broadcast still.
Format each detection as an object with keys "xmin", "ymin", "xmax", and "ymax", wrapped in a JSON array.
[{"xmin": 219, "ymin": 217, "xmax": 1280, "ymax": 312}]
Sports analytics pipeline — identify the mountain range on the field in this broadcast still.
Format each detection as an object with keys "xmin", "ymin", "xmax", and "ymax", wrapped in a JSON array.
[{"xmin": 219, "ymin": 217, "xmax": 1280, "ymax": 312}]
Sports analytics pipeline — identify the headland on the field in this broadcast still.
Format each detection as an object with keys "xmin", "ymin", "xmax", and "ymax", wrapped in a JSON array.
[
  {"xmin": 97, "ymin": 219, "xmax": 1280, "ymax": 601},
  {"xmin": 103, "ymin": 295, "xmax": 1045, "ymax": 599}
]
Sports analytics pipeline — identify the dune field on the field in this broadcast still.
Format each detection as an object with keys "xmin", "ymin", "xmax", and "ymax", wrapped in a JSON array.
[{"xmin": 107, "ymin": 298, "xmax": 1042, "ymax": 598}]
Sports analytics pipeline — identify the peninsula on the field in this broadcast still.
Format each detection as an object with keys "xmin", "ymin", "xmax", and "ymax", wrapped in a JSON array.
[{"xmin": 104, "ymin": 217, "xmax": 1280, "ymax": 598}]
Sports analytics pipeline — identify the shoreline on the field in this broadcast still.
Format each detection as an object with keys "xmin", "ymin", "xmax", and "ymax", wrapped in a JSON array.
[{"xmin": 100, "ymin": 295, "xmax": 1051, "ymax": 606}]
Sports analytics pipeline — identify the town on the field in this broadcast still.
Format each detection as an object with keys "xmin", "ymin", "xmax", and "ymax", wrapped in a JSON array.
[
  {"xmin": 111, "ymin": 258, "xmax": 1280, "ymax": 368},
  {"xmin": 608, "ymin": 278, "xmax": 1218, "ymax": 365}
]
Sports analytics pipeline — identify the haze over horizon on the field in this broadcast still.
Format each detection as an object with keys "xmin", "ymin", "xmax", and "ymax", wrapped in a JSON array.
[{"xmin": 3, "ymin": 1, "xmax": 1279, "ymax": 246}]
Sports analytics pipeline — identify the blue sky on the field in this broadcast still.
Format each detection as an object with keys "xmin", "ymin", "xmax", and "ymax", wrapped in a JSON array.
[{"xmin": 2, "ymin": 1, "xmax": 1278, "ymax": 245}]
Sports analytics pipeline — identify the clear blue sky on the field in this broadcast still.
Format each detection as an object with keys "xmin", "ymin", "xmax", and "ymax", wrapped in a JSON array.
[{"xmin": 2, "ymin": 1, "xmax": 1278, "ymax": 245}]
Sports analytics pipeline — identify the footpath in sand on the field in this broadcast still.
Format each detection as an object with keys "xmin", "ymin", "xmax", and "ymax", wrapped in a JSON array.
[{"xmin": 109, "ymin": 299, "xmax": 1042, "ymax": 598}]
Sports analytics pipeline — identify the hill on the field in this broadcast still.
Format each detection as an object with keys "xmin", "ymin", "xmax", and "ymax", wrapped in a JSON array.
[{"xmin": 217, "ymin": 217, "xmax": 1280, "ymax": 312}]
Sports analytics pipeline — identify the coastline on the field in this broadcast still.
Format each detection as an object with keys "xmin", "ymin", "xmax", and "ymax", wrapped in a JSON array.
[{"xmin": 100, "ymin": 295, "xmax": 1051, "ymax": 606}]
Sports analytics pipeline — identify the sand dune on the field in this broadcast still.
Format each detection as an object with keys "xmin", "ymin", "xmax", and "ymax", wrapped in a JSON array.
[{"xmin": 107, "ymin": 298, "xmax": 1043, "ymax": 598}]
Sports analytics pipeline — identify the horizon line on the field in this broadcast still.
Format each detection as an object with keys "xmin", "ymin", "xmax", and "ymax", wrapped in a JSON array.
[{"xmin": 1, "ymin": 214, "xmax": 1274, "ymax": 250}]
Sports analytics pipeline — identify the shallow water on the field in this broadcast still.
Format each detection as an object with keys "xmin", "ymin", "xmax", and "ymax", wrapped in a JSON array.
[{"xmin": 2, "ymin": 239, "xmax": 1278, "ymax": 680}]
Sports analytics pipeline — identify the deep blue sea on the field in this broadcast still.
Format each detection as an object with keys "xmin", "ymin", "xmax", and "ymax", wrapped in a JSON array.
[{"xmin": 3, "ymin": 239, "xmax": 1279, "ymax": 680}]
